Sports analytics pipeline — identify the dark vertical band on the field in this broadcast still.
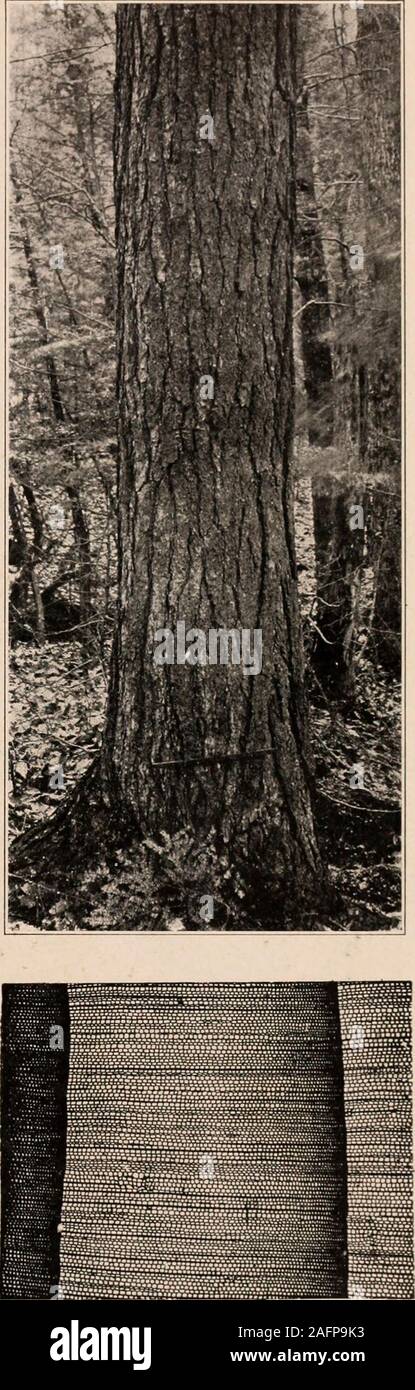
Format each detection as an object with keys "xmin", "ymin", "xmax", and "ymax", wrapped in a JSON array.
[{"xmin": 1, "ymin": 985, "xmax": 70, "ymax": 1299}]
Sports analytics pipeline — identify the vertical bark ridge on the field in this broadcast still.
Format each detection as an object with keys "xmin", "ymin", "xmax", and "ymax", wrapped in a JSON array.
[{"xmin": 106, "ymin": 4, "xmax": 322, "ymax": 904}]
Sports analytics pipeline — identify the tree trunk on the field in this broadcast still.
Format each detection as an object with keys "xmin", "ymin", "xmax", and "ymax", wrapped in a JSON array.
[
  {"xmin": 9, "ymin": 482, "xmax": 45, "ymax": 641},
  {"xmin": 66, "ymin": 468, "xmax": 93, "ymax": 634},
  {"xmin": 11, "ymin": 161, "xmax": 93, "ymax": 641},
  {"xmin": 98, "ymin": 2, "xmax": 321, "ymax": 906},
  {"xmin": 295, "ymin": 93, "xmax": 363, "ymax": 701},
  {"xmin": 372, "ymin": 493, "xmax": 401, "ymax": 673},
  {"xmin": 357, "ymin": 5, "xmax": 401, "ymax": 674},
  {"xmin": 296, "ymin": 103, "xmax": 334, "ymax": 450}
]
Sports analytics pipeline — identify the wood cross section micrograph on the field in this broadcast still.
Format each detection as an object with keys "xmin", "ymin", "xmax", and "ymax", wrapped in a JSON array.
[{"xmin": 1, "ymin": 982, "xmax": 412, "ymax": 1301}]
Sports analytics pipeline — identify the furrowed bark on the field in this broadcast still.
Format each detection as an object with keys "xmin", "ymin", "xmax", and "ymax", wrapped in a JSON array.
[{"xmin": 101, "ymin": 3, "xmax": 322, "ymax": 903}]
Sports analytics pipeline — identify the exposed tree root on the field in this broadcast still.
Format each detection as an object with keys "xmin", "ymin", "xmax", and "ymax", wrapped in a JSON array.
[
  {"xmin": 11, "ymin": 759, "xmax": 110, "ymax": 869},
  {"xmin": 9, "ymin": 741, "xmax": 397, "ymax": 933},
  {"xmin": 9, "ymin": 755, "xmax": 337, "ymax": 932},
  {"xmin": 9, "ymin": 756, "xmax": 131, "ymax": 926}
]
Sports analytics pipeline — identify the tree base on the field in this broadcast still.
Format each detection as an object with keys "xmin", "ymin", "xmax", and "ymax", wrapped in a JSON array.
[{"xmin": 9, "ymin": 756, "xmax": 333, "ymax": 932}]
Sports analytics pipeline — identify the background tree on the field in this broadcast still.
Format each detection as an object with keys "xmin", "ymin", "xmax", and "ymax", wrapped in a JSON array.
[
  {"xmin": 297, "ymin": 2, "xmax": 401, "ymax": 689},
  {"xmin": 357, "ymin": 2, "xmax": 401, "ymax": 673},
  {"xmin": 295, "ymin": 77, "xmax": 364, "ymax": 702},
  {"xmin": 9, "ymin": 0, "xmax": 116, "ymax": 643}
]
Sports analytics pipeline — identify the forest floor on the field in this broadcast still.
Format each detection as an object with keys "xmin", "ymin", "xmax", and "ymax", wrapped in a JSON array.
[
  {"xmin": 8, "ymin": 480, "xmax": 401, "ymax": 932},
  {"xmin": 8, "ymin": 635, "xmax": 401, "ymax": 933}
]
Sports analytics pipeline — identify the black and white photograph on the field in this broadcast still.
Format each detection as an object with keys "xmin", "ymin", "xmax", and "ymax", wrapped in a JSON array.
[
  {"xmin": 1, "ymin": 981, "xmax": 413, "ymax": 1301},
  {"xmin": 7, "ymin": 2, "xmax": 402, "ymax": 931}
]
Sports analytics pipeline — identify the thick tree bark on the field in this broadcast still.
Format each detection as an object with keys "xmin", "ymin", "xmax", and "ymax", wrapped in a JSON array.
[{"xmin": 98, "ymin": 3, "xmax": 321, "ymax": 904}]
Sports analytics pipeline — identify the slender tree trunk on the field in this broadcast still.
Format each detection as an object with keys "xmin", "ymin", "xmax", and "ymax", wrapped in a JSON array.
[
  {"xmin": 9, "ymin": 483, "xmax": 30, "ymax": 628},
  {"xmin": 9, "ymin": 482, "xmax": 45, "ymax": 641},
  {"xmin": 22, "ymin": 482, "xmax": 43, "ymax": 557},
  {"xmin": 66, "ymin": 466, "xmax": 92, "ymax": 633},
  {"xmin": 296, "ymin": 101, "xmax": 334, "ymax": 451},
  {"xmin": 296, "ymin": 93, "xmax": 363, "ymax": 700},
  {"xmin": 64, "ymin": 3, "xmax": 116, "ymax": 327},
  {"xmin": 358, "ymin": 5, "xmax": 401, "ymax": 674},
  {"xmin": 11, "ymin": 162, "xmax": 93, "ymax": 640},
  {"xmin": 95, "ymin": 2, "xmax": 322, "ymax": 906},
  {"xmin": 372, "ymin": 491, "xmax": 401, "ymax": 673}
]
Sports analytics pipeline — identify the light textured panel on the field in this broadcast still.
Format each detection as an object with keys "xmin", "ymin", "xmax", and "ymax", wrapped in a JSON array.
[
  {"xmin": 339, "ymin": 982, "xmax": 413, "ymax": 1300},
  {"xmin": 61, "ymin": 983, "xmax": 348, "ymax": 1299}
]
